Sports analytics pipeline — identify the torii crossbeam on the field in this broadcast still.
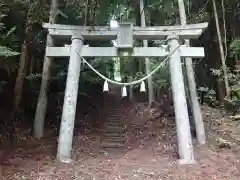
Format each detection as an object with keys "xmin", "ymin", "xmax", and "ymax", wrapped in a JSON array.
[
  {"xmin": 46, "ymin": 46, "xmax": 204, "ymax": 58},
  {"xmin": 43, "ymin": 22, "xmax": 208, "ymax": 40},
  {"xmin": 37, "ymin": 22, "xmax": 208, "ymax": 164}
]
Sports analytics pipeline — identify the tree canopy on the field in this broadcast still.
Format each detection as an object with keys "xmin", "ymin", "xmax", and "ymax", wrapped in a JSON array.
[{"xmin": 0, "ymin": 0, "xmax": 239, "ymax": 106}]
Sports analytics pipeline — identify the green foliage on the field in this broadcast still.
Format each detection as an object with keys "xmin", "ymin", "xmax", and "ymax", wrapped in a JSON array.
[
  {"xmin": 210, "ymin": 67, "xmax": 240, "ymax": 101},
  {"xmin": 28, "ymin": 1, "xmax": 49, "ymax": 23},
  {"xmin": 150, "ymin": 58, "xmax": 170, "ymax": 90},
  {"xmin": 0, "ymin": 45, "xmax": 19, "ymax": 57},
  {"xmin": 0, "ymin": 3, "xmax": 19, "ymax": 57},
  {"xmin": 198, "ymin": 87, "xmax": 219, "ymax": 107},
  {"xmin": 230, "ymin": 39, "xmax": 240, "ymax": 56},
  {"xmin": 119, "ymin": 56, "xmax": 170, "ymax": 92},
  {"xmin": 0, "ymin": 25, "xmax": 19, "ymax": 57},
  {"xmin": 0, "ymin": 0, "xmax": 239, "ymax": 103}
]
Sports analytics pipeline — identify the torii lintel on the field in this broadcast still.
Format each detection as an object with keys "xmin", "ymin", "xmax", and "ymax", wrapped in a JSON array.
[{"xmin": 43, "ymin": 22, "xmax": 208, "ymax": 40}]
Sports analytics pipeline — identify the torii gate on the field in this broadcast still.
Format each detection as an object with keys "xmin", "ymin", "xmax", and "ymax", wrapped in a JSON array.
[{"xmin": 42, "ymin": 22, "xmax": 208, "ymax": 164}]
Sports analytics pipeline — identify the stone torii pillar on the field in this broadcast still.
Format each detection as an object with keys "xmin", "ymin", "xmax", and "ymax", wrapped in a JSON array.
[
  {"xmin": 167, "ymin": 34, "xmax": 195, "ymax": 164},
  {"xmin": 57, "ymin": 34, "xmax": 84, "ymax": 162}
]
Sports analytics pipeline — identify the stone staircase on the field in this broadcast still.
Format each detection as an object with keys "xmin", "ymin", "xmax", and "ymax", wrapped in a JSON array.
[{"xmin": 101, "ymin": 89, "xmax": 125, "ymax": 148}]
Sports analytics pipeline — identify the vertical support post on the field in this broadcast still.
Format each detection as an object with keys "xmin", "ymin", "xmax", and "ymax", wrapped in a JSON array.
[
  {"xmin": 177, "ymin": 0, "xmax": 206, "ymax": 144},
  {"xmin": 167, "ymin": 34, "xmax": 195, "ymax": 164},
  {"xmin": 139, "ymin": 0, "xmax": 154, "ymax": 106},
  {"xmin": 57, "ymin": 35, "xmax": 84, "ymax": 162},
  {"xmin": 33, "ymin": 0, "xmax": 58, "ymax": 138},
  {"xmin": 117, "ymin": 22, "xmax": 133, "ymax": 48}
]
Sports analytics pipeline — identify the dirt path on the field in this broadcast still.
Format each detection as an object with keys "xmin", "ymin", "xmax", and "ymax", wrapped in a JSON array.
[{"xmin": 1, "ymin": 105, "xmax": 240, "ymax": 180}]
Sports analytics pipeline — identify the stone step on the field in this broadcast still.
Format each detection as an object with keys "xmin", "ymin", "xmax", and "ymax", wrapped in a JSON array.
[
  {"xmin": 107, "ymin": 109, "xmax": 121, "ymax": 112},
  {"xmin": 102, "ymin": 93, "xmax": 125, "ymax": 149},
  {"xmin": 103, "ymin": 124, "xmax": 122, "ymax": 128},
  {"xmin": 106, "ymin": 117, "xmax": 120, "ymax": 119},
  {"xmin": 105, "ymin": 120, "xmax": 119, "ymax": 123},
  {"xmin": 103, "ymin": 137, "xmax": 123, "ymax": 141},
  {"xmin": 104, "ymin": 131, "xmax": 122, "ymax": 135},
  {"xmin": 107, "ymin": 109, "xmax": 121, "ymax": 111},
  {"xmin": 105, "ymin": 121, "xmax": 121, "ymax": 125},
  {"xmin": 108, "ymin": 113, "xmax": 120, "ymax": 115},
  {"xmin": 103, "ymin": 141, "xmax": 124, "ymax": 145},
  {"xmin": 107, "ymin": 115, "xmax": 121, "ymax": 117},
  {"xmin": 104, "ymin": 124, "xmax": 121, "ymax": 128},
  {"xmin": 104, "ymin": 136, "xmax": 122, "ymax": 139},
  {"xmin": 106, "ymin": 116, "xmax": 120, "ymax": 118},
  {"xmin": 105, "ymin": 122, "xmax": 120, "ymax": 126},
  {"xmin": 106, "ymin": 118, "xmax": 121, "ymax": 121},
  {"xmin": 104, "ymin": 127, "xmax": 121, "ymax": 131},
  {"xmin": 102, "ymin": 136, "xmax": 124, "ymax": 142},
  {"xmin": 106, "ymin": 117, "xmax": 120, "ymax": 120},
  {"xmin": 104, "ymin": 125, "xmax": 122, "ymax": 128},
  {"xmin": 101, "ymin": 142, "xmax": 125, "ymax": 148},
  {"xmin": 102, "ymin": 129, "xmax": 122, "ymax": 135},
  {"xmin": 105, "ymin": 125, "xmax": 121, "ymax": 128},
  {"xmin": 104, "ymin": 134, "xmax": 122, "ymax": 138}
]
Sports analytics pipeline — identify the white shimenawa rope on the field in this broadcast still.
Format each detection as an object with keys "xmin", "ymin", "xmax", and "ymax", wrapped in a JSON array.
[{"xmin": 76, "ymin": 43, "xmax": 181, "ymax": 86}]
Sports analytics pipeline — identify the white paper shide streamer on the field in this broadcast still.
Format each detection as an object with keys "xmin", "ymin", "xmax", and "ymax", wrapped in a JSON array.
[
  {"xmin": 121, "ymin": 86, "xmax": 127, "ymax": 97},
  {"xmin": 140, "ymin": 81, "xmax": 146, "ymax": 92},
  {"xmin": 103, "ymin": 80, "xmax": 109, "ymax": 92}
]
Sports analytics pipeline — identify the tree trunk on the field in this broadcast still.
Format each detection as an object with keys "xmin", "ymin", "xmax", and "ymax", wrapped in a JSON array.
[
  {"xmin": 84, "ymin": 0, "xmax": 89, "ymax": 25},
  {"xmin": 134, "ymin": 3, "xmax": 144, "ymax": 73},
  {"xmin": 33, "ymin": 0, "xmax": 58, "ymax": 138},
  {"xmin": 212, "ymin": 0, "xmax": 230, "ymax": 98},
  {"xmin": 13, "ymin": 32, "xmax": 29, "ymax": 109},
  {"xmin": 10, "ymin": 10, "xmax": 32, "ymax": 141},
  {"xmin": 139, "ymin": 0, "xmax": 154, "ymax": 106},
  {"xmin": 232, "ymin": 11, "xmax": 240, "ymax": 68},
  {"xmin": 177, "ymin": 0, "xmax": 206, "ymax": 144},
  {"xmin": 29, "ymin": 56, "xmax": 35, "ymax": 75}
]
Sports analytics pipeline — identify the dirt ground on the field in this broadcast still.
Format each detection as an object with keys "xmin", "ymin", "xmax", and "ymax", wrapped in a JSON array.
[{"xmin": 1, "ymin": 104, "xmax": 240, "ymax": 180}]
